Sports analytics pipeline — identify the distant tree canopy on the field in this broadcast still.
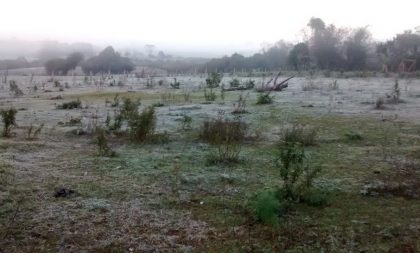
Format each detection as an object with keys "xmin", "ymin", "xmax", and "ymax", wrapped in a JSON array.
[
  {"xmin": 288, "ymin": 43, "xmax": 310, "ymax": 71},
  {"xmin": 0, "ymin": 57, "xmax": 35, "ymax": 70},
  {"xmin": 203, "ymin": 41, "xmax": 291, "ymax": 72},
  {"xmin": 203, "ymin": 18, "xmax": 389, "ymax": 72},
  {"xmin": 377, "ymin": 30, "xmax": 420, "ymax": 71},
  {"xmin": 81, "ymin": 46, "xmax": 135, "ymax": 74},
  {"xmin": 44, "ymin": 52, "xmax": 85, "ymax": 75}
]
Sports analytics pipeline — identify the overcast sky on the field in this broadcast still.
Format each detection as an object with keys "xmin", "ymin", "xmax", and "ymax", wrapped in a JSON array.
[{"xmin": 1, "ymin": 0, "xmax": 419, "ymax": 56}]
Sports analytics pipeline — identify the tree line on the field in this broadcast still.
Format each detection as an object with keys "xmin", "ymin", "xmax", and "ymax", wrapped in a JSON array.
[
  {"xmin": 44, "ymin": 46, "xmax": 134, "ymax": 75},
  {"xmin": 204, "ymin": 18, "xmax": 420, "ymax": 73}
]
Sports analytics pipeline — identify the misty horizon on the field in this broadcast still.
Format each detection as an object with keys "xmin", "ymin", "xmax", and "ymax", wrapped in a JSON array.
[{"xmin": 1, "ymin": 0, "xmax": 419, "ymax": 59}]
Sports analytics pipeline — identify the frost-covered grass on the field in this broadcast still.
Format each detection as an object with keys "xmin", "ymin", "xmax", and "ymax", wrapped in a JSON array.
[{"xmin": 1, "ymin": 73, "xmax": 420, "ymax": 252}]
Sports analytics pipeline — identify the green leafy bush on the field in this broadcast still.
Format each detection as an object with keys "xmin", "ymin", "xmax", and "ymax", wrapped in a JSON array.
[
  {"xmin": 205, "ymin": 72, "xmax": 222, "ymax": 88},
  {"xmin": 180, "ymin": 114, "xmax": 192, "ymax": 130},
  {"xmin": 127, "ymin": 106, "xmax": 156, "ymax": 142},
  {"xmin": 251, "ymin": 144, "xmax": 327, "ymax": 226},
  {"xmin": 204, "ymin": 88, "xmax": 217, "ymax": 102},
  {"xmin": 229, "ymin": 78, "xmax": 240, "ymax": 88},
  {"xmin": 244, "ymin": 80, "xmax": 255, "ymax": 89},
  {"xmin": 0, "ymin": 108, "xmax": 17, "ymax": 137},
  {"xmin": 256, "ymin": 92, "xmax": 274, "ymax": 105},
  {"xmin": 96, "ymin": 128, "xmax": 116, "ymax": 157},
  {"xmin": 251, "ymin": 190, "xmax": 284, "ymax": 226}
]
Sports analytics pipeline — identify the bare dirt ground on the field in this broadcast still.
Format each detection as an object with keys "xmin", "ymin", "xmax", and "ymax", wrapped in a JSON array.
[{"xmin": 1, "ymin": 72, "xmax": 420, "ymax": 252}]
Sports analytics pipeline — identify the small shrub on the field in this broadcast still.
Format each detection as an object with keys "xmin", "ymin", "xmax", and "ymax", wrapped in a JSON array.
[
  {"xmin": 375, "ymin": 97, "xmax": 385, "ymax": 109},
  {"xmin": 204, "ymin": 88, "xmax": 216, "ymax": 102},
  {"xmin": 251, "ymin": 190, "xmax": 283, "ymax": 226},
  {"xmin": 57, "ymin": 99, "xmax": 82, "ymax": 109},
  {"xmin": 256, "ymin": 92, "xmax": 273, "ymax": 105},
  {"xmin": 170, "ymin": 78, "xmax": 181, "ymax": 89},
  {"xmin": 180, "ymin": 114, "xmax": 192, "ymax": 130},
  {"xmin": 275, "ymin": 144, "xmax": 325, "ymax": 203},
  {"xmin": 232, "ymin": 93, "xmax": 248, "ymax": 114},
  {"xmin": 279, "ymin": 124, "xmax": 317, "ymax": 146},
  {"xmin": 229, "ymin": 78, "xmax": 240, "ymax": 88},
  {"xmin": 302, "ymin": 79, "xmax": 317, "ymax": 91},
  {"xmin": 96, "ymin": 129, "xmax": 115, "ymax": 157},
  {"xmin": 299, "ymin": 188, "xmax": 329, "ymax": 207},
  {"xmin": 344, "ymin": 131, "xmax": 363, "ymax": 141},
  {"xmin": 128, "ymin": 106, "xmax": 156, "ymax": 142},
  {"xmin": 106, "ymin": 110, "xmax": 123, "ymax": 131},
  {"xmin": 111, "ymin": 94, "xmax": 120, "ymax": 107},
  {"xmin": 9, "ymin": 80, "xmax": 23, "ymax": 97},
  {"xmin": 387, "ymin": 79, "xmax": 401, "ymax": 104},
  {"xmin": 200, "ymin": 114, "xmax": 247, "ymax": 165},
  {"xmin": 120, "ymin": 97, "xmax": 140, "ymax": 119},
  {"xmin": 0, "ymin": 108, "xmax": 17, "ymax": 137},
  {"xmin": 244, "ymin": 79, "xmax": 255, "ymax": 89},
  {"xmin": 205, "ymin": 72, "xmax": 222, "ymax": 88},
  {"xmin": 27, "ymin": 123, "xmax": 44, "ymax": 140},
  {"xmin": 251, "ymin": 144, "xmax": 326, "ymax": 227}
]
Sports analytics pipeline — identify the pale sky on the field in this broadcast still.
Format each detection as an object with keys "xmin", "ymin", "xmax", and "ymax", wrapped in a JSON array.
[{"xmin": 1, "ymin": 0, "xmax": 419, "ymax": 55}]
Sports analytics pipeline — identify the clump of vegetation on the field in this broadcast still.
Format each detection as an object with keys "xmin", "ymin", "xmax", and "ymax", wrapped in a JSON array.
[
  {"xmin": 244, "ymin": 79, "xmax": 255, "ymax": 89},
  {"xmin": 57, "ymin": 99, "xmax": 82, "ymax": 109},
  {"xmin": 386, "ymin": 79, "xmax": 401, "ymax": 104},
  {"xmin": 53, "ymin": 80, "xmax": 61, "ymax": 87},
  {"xmin": 344, "ymin": 131, "xmax": 363, "ymax": 141},
  {"xmin": 81, "ymin": 46, "xmax": 134, "ymax": 74},
  {"xmin": 9, "ymin": 80, "xmax": 24, "ymax": 97},
  {"xmin": 27, "ymin": 123, "xmax": 44, "ymax": 140},
  {"xmin": 204, "ymin": 88, "xmax": 217, "ymax": 102},
  {"xmin": 105, "ymin": 98, "xmax": 140, "ymax": 133},
  {"xmin": 229, "ymin": 78, "xmax": 240, "ymax": 88},
  {"xmin": 110, "ymin": 94, "xmax": 120, "ymax": 107},
  {"xmin": 232, "ymin": 93, "xmax": 248, "ymax": 114},
  {"xmin": 279, "ymin": 124, "xmax": 318, "ymax": 146},
  {"xmin": 250, "ymin": 190, "xmax": 284, "ymax": 226},
  {"xmin": 375, "ymin": 97, "xmax": 385, "ymax": 109},
  {"xmin": 256, "ymin": 92, "xmax": 274, "ymax": 105},
  {"xmin": 200, "ymin": 113, "xmax": 247, "ymax": 165},
  {"xmin": 170, "ymin": 78, "xmax": 181, "ymax": 89},
  {"xmin": 204, "ymin": 72, "xmax": 221, "ymax": 102},
  {"xmin": 96, "ymin": 128, "xmax": 116, "ymax": 157},
  {"xmin": 106, "ymin": 97, "xmax": 159, "ymax": 143},
  {"xmin": 120, "ymin": 97, "xmax": 141, "ymax": 119},
  {"xmin": 251, "ymin": 144, "xmax": 327, "ymax": 226},
  {"xmin": 0, "ymin": 108, "xmax": 17, "ymax": 137},
  {"xmin": 127, "ymin": 106, "xmax": 156, "ymax": 142},
  {"xmin": 45, "ymin": 52, "xmax": 84, "ymax": 75},
  {"xmin": 205, "ymin": 72, "xmax": 222, "ymax": 88},
  {"xmin": 180, "ymin": 114, "xmax": 192, "ymax": 130}
]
